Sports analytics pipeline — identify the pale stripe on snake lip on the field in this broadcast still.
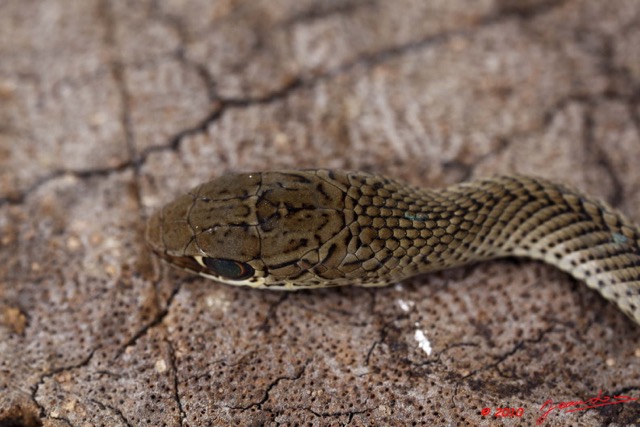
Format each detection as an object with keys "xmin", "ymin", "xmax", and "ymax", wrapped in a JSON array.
[{"xmin": 146, "ymin": 169, "xmax": 640, "ymax": 326}]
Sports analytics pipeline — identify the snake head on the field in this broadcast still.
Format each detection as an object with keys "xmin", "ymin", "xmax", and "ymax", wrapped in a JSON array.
[{"xmin": 145, "ymin": 170, "xmax": 354, "ymax": 289}]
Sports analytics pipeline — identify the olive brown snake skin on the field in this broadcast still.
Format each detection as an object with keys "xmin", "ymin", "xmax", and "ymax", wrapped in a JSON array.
[{"xmin": 145, "ymin": 170, "xmax": 640, "ymax": 326}]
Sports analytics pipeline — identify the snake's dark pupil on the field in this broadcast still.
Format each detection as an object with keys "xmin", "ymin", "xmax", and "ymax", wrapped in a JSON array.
[{"xmin": 202, "ymin": 258, "xmax": 254, "ymax": 280}]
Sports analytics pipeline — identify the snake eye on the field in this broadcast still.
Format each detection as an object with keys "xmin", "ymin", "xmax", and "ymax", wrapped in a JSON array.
[{"xmin": 201, "ymin": 258, "xmax": 255, "ymax": 280}]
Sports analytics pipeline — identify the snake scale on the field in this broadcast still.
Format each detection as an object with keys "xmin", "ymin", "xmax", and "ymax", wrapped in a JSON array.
[{"xmin": 146, "ymin": 170, "xmax": 640, "ymax": 326}]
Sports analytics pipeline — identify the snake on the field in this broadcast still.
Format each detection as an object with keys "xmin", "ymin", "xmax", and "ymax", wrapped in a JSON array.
[{"xmin": 145, "ymin": 169, "xmax": 640, "ymax": 326}]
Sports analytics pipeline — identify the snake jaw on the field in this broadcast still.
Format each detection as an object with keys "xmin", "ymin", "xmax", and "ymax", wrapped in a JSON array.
[
  {"xmin": 152, "ymin": 250, "xmax": 270, "ymax": 288},
  {"xmin": 196, "ymin": 271, "xmax": 267, "ymax": 289},
  {"xmin": 152, "ymin": 250, "xmax": 205, "ymax": 275}
]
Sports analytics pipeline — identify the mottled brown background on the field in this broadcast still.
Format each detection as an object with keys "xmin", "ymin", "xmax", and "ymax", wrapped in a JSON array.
[{"xmin": 1, "ymin": 0, "xmax": 640, "ymax": 426}]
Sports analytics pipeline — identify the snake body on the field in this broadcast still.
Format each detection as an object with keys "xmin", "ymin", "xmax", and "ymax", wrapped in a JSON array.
[{"xmin": 146, "ymin": 170, "xmax": 640, "ymax": 326}]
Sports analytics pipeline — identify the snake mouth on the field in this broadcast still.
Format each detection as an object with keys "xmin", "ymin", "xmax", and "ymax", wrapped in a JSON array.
[
  {"xmin": 153, "ymin": 250, "xmax": 207, "ymax": 275},
  {"xmin": 152, "ymin": 250, "xmax": 263, "ymax": 285}
]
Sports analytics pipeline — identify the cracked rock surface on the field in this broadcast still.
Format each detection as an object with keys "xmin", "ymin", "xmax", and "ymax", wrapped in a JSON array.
[{"xmin": 1, "ymin": 0, "xmax": 640, "ymax": 426}]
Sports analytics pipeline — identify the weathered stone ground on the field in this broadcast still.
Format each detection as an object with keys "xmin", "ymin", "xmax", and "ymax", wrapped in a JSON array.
[{"xmin": 1, "ymin": 0, "xmax": 640, "ymax": 425}]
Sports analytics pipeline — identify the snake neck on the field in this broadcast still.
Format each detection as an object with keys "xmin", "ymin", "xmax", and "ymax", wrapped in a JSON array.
[{"xmin": 401, "ymin": 175, "xmax": 640, "ymax": 324}]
